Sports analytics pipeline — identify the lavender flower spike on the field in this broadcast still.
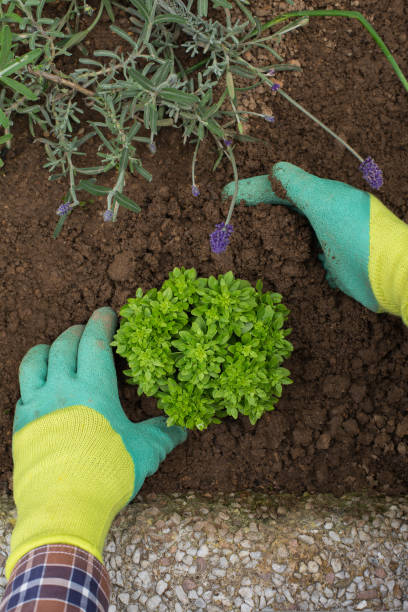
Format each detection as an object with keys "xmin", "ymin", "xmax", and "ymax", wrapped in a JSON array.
[
  {"xmin": 210, "ymin": 222, "xmax": 233, "ymax": 254},
  {"xmin": 56, "ymin": 201, "xmax": 72, "ymax": 216},
  {"xmin": 270, "ymin": 83, "xmax": 280, "ymax": 92},
  {"xmin": 103, "ymin": 209, "xmax": 113, "ymax": 222},
  {"xmin": 192, "ymin": 185, "xmax": 200, "ymax": 197},
  {"xmin": 359, "ymin": 156, "xmax": 383, "ymax": 190},
  {"xmin": 263, "ymin": 115, "xmax": 275, "ymax": 123},
  {"xmin": 223, "ymin": 138, "xmax": 233, "ymax": 147}
]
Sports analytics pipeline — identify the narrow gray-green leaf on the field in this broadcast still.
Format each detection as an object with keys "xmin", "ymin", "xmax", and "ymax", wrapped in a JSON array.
[
  {"xmin": 0, "ymin": 133, "xmax": 12, "ymax": 144},
  {"xmin": 128, "ymin": 67, "xmax": 155, "ymax": 91},
  {"xmin": 53, "ymin": 213, "xmax": 69, "ymax": 239},
  {"xmin": 77, "ymin": 180, "xmax": 111, "ymax": 196},
  {"xmin": 0, "ymin": 75, "xmax": 38, "ymax": 100},
  {"xmin": 113, "ymin": 191, "xmax": 141, "ymax": 213},
  {"xmin": 110, "ymin": 25, "xmax": 138, "ymax": 48},
  {"xmin": 160, "ymin": 87, "xmax": 199, "ymax": 106},
  {"xmin": 198, "ymin": 0, "xmax": 208, "ymax": 17},
  {"xmin": 0, "ymin": 48, "xmax": 42, "ymax": 78},
  {"xmin": 102, "ymin": 0, "xmax": 115, "ymax": 22},
  {"xmin": 0, "ymin": 25, "xmax": 12, "ymax": 70},
  {"xmin": 226, "ymin": 71, "xmax": 235, "ymax": 99},
  {"xmin": 0, "ymin": 107, "xmax": 10, "ymax": 128},
  {"xmin": 154, "ymin": 14, "xmax": 187, "ymax": 25}
]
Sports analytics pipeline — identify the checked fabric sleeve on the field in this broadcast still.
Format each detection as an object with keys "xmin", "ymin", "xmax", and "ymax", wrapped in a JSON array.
[{"xmin": 0, "ymin": 544, "xmax": 110, "ymax": 611}]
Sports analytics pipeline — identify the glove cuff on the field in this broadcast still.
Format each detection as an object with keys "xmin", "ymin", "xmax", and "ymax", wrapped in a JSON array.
[
  {"xmin": 6, "ymin": 405, "xmax": 134, "ymax": 579},
  {"xmin": 369, "ymin": 195, "xmax": 408, "ymax": 325}
]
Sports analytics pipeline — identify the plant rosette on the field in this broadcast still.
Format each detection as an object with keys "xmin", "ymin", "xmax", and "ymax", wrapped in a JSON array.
[{"xmin": 112, "ymin": 268, "xmax": 293, "ymax": 431}]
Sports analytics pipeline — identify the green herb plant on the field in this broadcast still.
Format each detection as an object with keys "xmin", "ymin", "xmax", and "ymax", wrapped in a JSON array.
[
  {"xmin": 0, "ymin": 0, "xmax": 406, "ymax": 239},
  {"xmin": 112, "ymin": 267, "xmax": 293, "ymax": 430}
]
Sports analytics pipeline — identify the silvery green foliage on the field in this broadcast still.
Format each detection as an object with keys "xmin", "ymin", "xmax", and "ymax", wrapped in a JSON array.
[{"xmin": 0, "ymin": 0, "xmax": 298, "ymax": 235}]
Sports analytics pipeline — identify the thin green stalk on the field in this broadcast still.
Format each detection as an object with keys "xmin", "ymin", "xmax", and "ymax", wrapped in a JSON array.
[
  {"xmin": 239, "ymin": 56, "xmax": 365, "ymax": 162},
  {"xmin": 249, "ymin": 10, "xmax": 408, "ymax": 93},
  {"xmin": 224, "ymin": 147, "xmax": 239, "ymax": 227},
  {"xmin": 68, "ymin": 154, "xmax": 80, "ymax": 205},
  {"xmin": 278, "ymin": 88, "xmax": 363, "ymax": 162},
  {"xmin": 191, "ymin": 139, "xmax": 200, "ymax": 188}
]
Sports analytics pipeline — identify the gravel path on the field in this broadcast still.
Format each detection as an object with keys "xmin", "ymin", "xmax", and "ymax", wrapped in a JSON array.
[{"xmin": 0, "ymin": 490, "xmax": 407, "ymax": 611}]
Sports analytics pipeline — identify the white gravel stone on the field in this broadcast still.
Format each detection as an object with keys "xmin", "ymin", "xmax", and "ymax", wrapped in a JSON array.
[
  {"xmin": 241, "ymin": 604, "xmax": 252, "ymax": 612},
  {"xmin": 138, "ymin": 570, "xmax": 151, "ymax": 589},
  {"xmin": 197, "ymin": 544, "xmax": 209, "ymax": 557},
  {"xmin": 356, "ymin": 601, "xmax": 368, "ymax": 610},
  {"xmin": 329, "ymin": 530, "xmax": 340, "ymax": 542},
  {"xmin": 203, "ymin": 590, "xmax": 213, "ymax": 602},
  {"xmin": 308, "ymin": 561, "xmax": 319, "ymax": 573},
  {"xmin": 156, "ymin": 580, "xmax": 168, "ymax": 595},
  {"xmin": 132, "ymin": 549, "xmax": 141, "ymax": 564},
  {"xmin": 118, "ymin": 593, "xmax": 130, "ymax": 605},
  {"xmin": 212, "ymin": 568, "xmax": 226, "ymax": 577},
  {"xmin": 195, "ymin": 598, "xmax": 206, "ymax": 608},
  {"xmin": 283, "ymin": 587, "xmax": 294, "ymax": 603},
  {"xmin": 272, "ymin": 563, "xmax": 287, "ymax": 573},
  {"xmin": 105, "ymin": 541, "xmax": 116, "ymax": 553},
  {"xmin": 331, "ymin": 559, "xmax": 342, "ymax": 573},
  {"xmin": 298, "ymin": 534, "xmax": 314, "ymax": 545},
  {"xmin": 265, "ymin": 587, "xmax": 275, "ymax": 599},
  {"xmin": 175, "ymin": 585, "xmax": 189, "ymax": 605},
  {"xmin": 146, "ymin": 595, "xmax": 161, "ymax": 611},
  {"xmin": 239, "ymin": 587, "xmax": 253, "ymax": 600}
]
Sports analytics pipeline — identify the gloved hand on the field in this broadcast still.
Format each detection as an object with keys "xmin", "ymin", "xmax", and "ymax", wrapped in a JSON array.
[
  {"xmin": 5, "ymin": 307, "xmax": 187, "ymax": 579},
  {"xmin": 223, "ymin": 162, "xmax": 408, "ymax": 324}
]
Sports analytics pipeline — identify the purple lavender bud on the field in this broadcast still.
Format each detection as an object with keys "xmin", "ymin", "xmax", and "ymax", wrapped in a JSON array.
[
  {"xmin": 263, "ymin": 115, "xmax": 275, "ymax": 122},
  {"xmin": 56, "ymin": 201, "xmax": 72, "ymax": 216},
  {"xmin": 223, "ymin": 138, "xmax": 233, "ymax": 147},
  {"xmin": 148, "ymin": 141, "xmax": 157, "ymax": 154},
  {"xmin": 210, "ymin": 222, "xmax": 234, "ymax": 254},
  {"xmin": 270, "ymin": 83, "xmax": 280, "ymax": 92},
  {"xmin": 268, "ymin": 68, "xmax": 276, "ymax": 76},
  {"xmin": 192, "ymin": 185, "xmax": 200, "ymax": 197},
  {"xmin": 103, "ymin": 209, "xmax": 113, "ymax": 222},
  {"xmin": 359, "ymin": 156, "xmax": 383, "ymax": 190}
]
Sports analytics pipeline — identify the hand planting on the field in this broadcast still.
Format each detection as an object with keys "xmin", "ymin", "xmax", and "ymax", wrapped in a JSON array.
[
  {"xmin": 1, "ymin": 1, "xmax": 405, "ymax": 245},
  {"xmin": 112, "ymin": 268, "xmax": 293, "ymax": 430}
]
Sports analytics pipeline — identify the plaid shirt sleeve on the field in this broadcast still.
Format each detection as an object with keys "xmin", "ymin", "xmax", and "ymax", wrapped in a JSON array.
[{"xmin": 0, "ymin": 545, "xmax": 111, "ymax": 612}]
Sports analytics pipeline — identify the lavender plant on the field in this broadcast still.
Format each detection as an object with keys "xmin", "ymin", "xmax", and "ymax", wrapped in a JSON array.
[{"xmin": 0, "ymin": 0, "xmax": 406, "ymax": 242}]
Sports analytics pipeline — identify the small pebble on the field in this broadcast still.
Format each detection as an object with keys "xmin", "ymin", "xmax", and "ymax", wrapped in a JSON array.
[
  {"xmin": 156, "ymin": 580, "xmax": 168, "ymax": 595},
  {"xmin": 308, "ymin": 561, "xmax": 319, "ymax": 573},
  {"xmin": 146, "ymin": 595, "xmax": 161, "ymax": 611}
]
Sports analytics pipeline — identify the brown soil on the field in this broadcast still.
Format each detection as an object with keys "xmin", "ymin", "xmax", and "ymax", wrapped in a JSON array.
[{"xmin": 0, "ymin": 0, "xmax": 407, "ymax": 497}]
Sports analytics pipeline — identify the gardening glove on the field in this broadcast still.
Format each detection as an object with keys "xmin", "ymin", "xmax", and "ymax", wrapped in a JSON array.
[
  {"xmin": 5, "ymin": 307, "xmax": 187, "ymax": 580},
  {"xmin": 223, "ymin": 162, "xmax": 408, "ymax": 324}
]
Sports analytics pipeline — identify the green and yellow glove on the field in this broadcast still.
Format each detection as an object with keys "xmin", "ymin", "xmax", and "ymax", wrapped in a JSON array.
[
  {"xmin": 5, "ymin": 307, "xmax": 187, "ymax": 579},
  {"xmin": 223, "ymin": 162, "xmax": 408, "ymax": 324}
]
